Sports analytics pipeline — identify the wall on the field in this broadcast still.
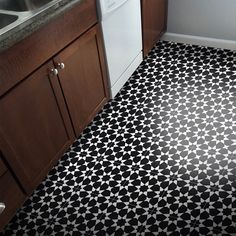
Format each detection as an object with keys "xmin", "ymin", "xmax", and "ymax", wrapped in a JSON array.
[{"xmin": 167, "ymin": 0, "xmax": 236, "ymax": 41}]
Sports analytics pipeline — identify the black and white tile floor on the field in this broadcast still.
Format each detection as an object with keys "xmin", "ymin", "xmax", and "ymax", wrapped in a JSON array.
[{"xmin": 4, "ymin": 41, "xmax": 236, "ymax": 235}]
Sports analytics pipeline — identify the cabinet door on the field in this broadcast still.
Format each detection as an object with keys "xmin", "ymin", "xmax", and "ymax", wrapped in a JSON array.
[
  {"xmin": 54, "ymin": 25, "xmax": 109, "ymax": 137},
  {"xmin": 0, "ymin": 170, "xmax": 26, "ymax": 231},
  {"xmin": 142, "ymin": 0, "xmax": 168, "ymax": 56},
  {"xmin": 0, "ymin": 61, "xmax": 75, "ymax": 194}
]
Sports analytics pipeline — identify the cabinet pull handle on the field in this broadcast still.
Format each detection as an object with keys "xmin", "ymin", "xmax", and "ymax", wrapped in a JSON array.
[
  {"xmin": 50, "ymin": 68, "xmax": 59, "ymax": 76},
  {"xmin": 0, "ymin": 203, "xmax": 5, "ymax": 215},
  {"xmin": 57, "ymin": 62, "xmax": 65, "ymax": 70}
]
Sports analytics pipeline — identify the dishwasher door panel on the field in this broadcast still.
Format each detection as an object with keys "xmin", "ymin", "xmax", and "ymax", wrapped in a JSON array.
[{"xmin": 100, "ymin": 0, "xmax": 142, "ymax": 87}]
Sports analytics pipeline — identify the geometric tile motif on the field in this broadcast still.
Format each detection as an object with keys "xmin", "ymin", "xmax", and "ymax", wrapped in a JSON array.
[{"xmin": 4, "ymin": 41, "xmax": 236, "ymax": 236}]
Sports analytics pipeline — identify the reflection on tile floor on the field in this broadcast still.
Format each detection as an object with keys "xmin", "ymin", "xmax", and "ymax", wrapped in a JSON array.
[{"xmin": 4, "ymin": 41, "xmax": 236, "ymax": 235}]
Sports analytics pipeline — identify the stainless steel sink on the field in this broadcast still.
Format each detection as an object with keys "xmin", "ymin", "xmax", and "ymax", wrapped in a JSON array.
[
  {"xmin": 0, "ymin": 13, "xmax": 18, "ymax": 29},
  {"xmin": 0, "ymin": 0, "xmax": 62, "ymax": 36},
  {"xmin": 0, "ymin": 0, "xmax": 56, "ymax": 12}
]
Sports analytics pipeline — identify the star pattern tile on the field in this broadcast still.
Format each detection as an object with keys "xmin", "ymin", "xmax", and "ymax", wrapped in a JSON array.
[{"xmin": 3, "ymin": 41, "xmax": 236, "ymax": 236}]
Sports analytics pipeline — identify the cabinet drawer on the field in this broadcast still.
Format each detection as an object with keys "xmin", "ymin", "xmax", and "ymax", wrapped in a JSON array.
[
  {"xmin": 0, "ymin": 158, "xmax": 7, "ymax": 177},
  {"xmin": 0, "ymin": 171, "xmax": 26, "ymax": 231}
]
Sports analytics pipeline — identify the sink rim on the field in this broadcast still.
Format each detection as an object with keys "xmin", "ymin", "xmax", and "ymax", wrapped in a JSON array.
[{"xmin": 0, "ymin": 0, "xmax": 62, "ymax": 36}]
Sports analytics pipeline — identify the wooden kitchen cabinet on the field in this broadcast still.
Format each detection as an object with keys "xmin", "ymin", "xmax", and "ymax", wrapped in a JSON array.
[
  {"xmin": 0, "ymin": 152, "xmax": 26, "ymax": 232},
  {"xmin": 54, "ymin": 25, "xmax": 109, "ymax": 137},
  {"xmin": 0, "ymin": 61, "xmax": 75, "ymax": 194},
  {"xmin": 142, "ymin": 0, "xmax": 168, "ymax": 56},
  {"xmin": 0, "ymin": 0, "xmax": 110, "ymax": 229}
]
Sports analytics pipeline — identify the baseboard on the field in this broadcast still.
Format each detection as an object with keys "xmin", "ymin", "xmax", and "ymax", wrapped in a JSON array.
[{"xmin": 162, "ymin": 32, "xmax": 236, "ymax": 51}]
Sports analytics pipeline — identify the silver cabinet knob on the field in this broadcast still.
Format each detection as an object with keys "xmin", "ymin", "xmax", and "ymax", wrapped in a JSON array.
[
  {"xmin": 57, "ymin": 62, "xmax": 65, "ymax": 70},
  {"xmin": 0, "ymin": 203, "xmax": 5, "ymax": 215},
  {"xmin": 50, "ymin": 68, "xmax": 58, "ymax": 76}
]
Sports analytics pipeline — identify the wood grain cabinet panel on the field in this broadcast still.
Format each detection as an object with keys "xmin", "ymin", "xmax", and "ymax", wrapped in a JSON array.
[
  {"xmin": 0, "ymin": 61, "xmax": 75, "ymax": 194},
  {"xmin": 0, "ymin": 170, "xmax": 26, "ymax": 231},
  {"xmin": 142, "ymin": 0, "xmax": 168, "ymax": 56},
  {"xmin": 54, "ymin": 25, "xmax": 109, "ymax": 137}
]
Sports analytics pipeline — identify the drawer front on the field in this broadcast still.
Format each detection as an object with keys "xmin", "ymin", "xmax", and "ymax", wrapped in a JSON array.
[
  {"xmin": 0, "ymin": 172, "xmax": 26, "ymax": 231},
  {"xmin": 0, "ymin": 158, "xmax": 7, "ymax": 177},
  {"xmin": 0, "ymin": 0, "xmax": 97, "ymax": 96}
]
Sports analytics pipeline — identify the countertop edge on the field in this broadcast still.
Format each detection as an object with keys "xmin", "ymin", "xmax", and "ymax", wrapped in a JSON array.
[{"xmin": 0, "ymin": 0, "xmax": 83, "ymax": 52}]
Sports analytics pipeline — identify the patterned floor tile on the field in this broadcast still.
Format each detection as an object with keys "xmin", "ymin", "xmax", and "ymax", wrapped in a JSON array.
[
  {"xmin": 21, "ymin": 182, "xmax": 73, "ymax": 220},
  {"xmin": 78, "ymin": 160, "xmax": 133, "ymax": 197},
  {"xmin": 4, "ymin": 212, "xmax": 52, "ymax": 236},
  {"xmin": 4, "ymin": 40, "xmax": 236, "ymax": 236},
  {"xmin": 46, "ymin": 151, "xmax": 96, "ymax": 188},
  {"xmin": 115, "ymin": 170, "xmax": 170, "ymax": 212},
  {"xmin": 140, "ymin": 214, "xmax": 200, "ymax": 236},
  {"xmin": 196, "ymin": 188, "xmax": 236, "ymax": 235},
  {"xmin": 97, "ymin": 203, "xmax": 148, "ymax": 235},
  {"xmin": 49, "ymin": 190, "xmax": 118, "ymax": 235}
]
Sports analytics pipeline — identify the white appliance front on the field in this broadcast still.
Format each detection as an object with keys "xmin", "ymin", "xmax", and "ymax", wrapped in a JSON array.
[{"xmin": 99, "ymin": 0, "xmax": 143, "ymax": 98}]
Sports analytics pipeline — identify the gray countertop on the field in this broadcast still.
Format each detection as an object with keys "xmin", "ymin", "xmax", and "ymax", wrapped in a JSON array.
[{"xmin": 0, "ymin": 0, "xmax": 82, "ymax": 52}]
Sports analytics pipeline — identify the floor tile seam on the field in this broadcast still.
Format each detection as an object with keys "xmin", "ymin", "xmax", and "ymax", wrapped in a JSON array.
[
  {"xmin": 71, "ymin": 156, "xmax": 146, "ymax": 198},
  {"xmin": 20, "ymin": 211, "xmax": 56, "ymax": 236},
  {"xmin": 192, "ymin": 220, "xmax": 229, "ymax": 235},
  {"xmin": 113, "ymin": 197, "xmax": 176, "ymax": 221},
  {"xmin": 149, "ymin": 121, "xmax": 169, "ymax": 145},
  {"xmin": 127, "ymin": 136, "xmax": 230, "ymax": 183},
  {"xmin": 147, "ymin": 208, "xmax": 190, "ymax": 223},
  {"xmin": 91, "ymin": 155, "xmax": 141, "ymax": 170},
  {"xmin": 74, "ymin": 126, "xmax": 124, "ymax": 182},
  {"xmin": 44, "ymin": 218, "xmax": 58, "ymax": 235},
  {"xmin": 49, "ymin": 191, "xmax": 112, "ymax": 233},
  {"xmin": 159, "ymin": 63, "xmax": 213, "ymax": 79},
  {"xmin": 27, "ymin": 178, "xmax": 76, "ymax": 204},
  {"xmin": 159, "ymin": 71, "xmax": 234, "ymax": 92},
  {"xmin": 78, "ymin": 177, "xmax": 130, "ymax": 201},
  {"xmin": 193, "ymin": 218, "xmax": 227, "ymax": 235},
  {"xmin": 134, "ymin": 136, "xmax": 206, "ymax": 177},
  {"xmin": 69, "ymin": 168, "xmax": 95, "ymax": 194},
  {"xmin": 229, "ymin": 78, "xmax": 236, "ymax": 87},
  {"xmin": 171, "ymin": 173, "xmax": 236, "ymax": 199},
  {"xmin": 178, "ymin": 157, "xmax": 230, "ymax": 175},
  {"xmin": 86, "ymin": 213, "xmax": 118, "ymax": 236},
  {"xmin": 102, "ymin": 172, "xmax": 170, "ymax": 211},
  {"xmin": 20, "ymin": 186, "xmax": 72, "ymax": 220},
  {"xmin": 200, "ymin": 143, "xmax": 236, "ymax": 177},
  {"xmin": 120, "ymin": 187, "xmax": 171, "ymax": 215},
  {"xmin": 101, "ymin": 158, "xmax": 173, "ymax": 189},
  {"xmin": 63, "ymin": 222, "xmax": 92, "ymax": 236},
  {"xmin": 219, "ymin": 152, "xmax": 236, "ymax": 177},
  {"xmin": 137, "ymin": 225, "xmax": 145, "ymax": 235},
  {"xmin": 149, "ymin": 87, "xmax": 225, "ymax": 113},
  {"xmin": 20, "ymin": 209, "xmax": 40, "ymax": 221},
  {"xmin": 149, "ymin": 201, "xmax": 222, "ymax": 227},
  {"xmin": 190, "ymin": 219, "xmax": 201, "ymax": 228}
]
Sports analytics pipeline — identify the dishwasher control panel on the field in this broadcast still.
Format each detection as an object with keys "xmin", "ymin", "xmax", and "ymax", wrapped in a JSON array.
[{"xmin": 99, "ymin": 0, "xmax": 129, "ymax": 16}]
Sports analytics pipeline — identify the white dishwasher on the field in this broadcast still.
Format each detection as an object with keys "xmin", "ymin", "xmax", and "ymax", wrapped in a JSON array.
[{"xmin": 97, "ymin": 0, "xmax": 143, "ymax": 98}]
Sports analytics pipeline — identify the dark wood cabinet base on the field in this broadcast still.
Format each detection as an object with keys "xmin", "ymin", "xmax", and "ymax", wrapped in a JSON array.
[{"xmin": 142, "ymin": 0, "xmax": 168, "ymax": 57}]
